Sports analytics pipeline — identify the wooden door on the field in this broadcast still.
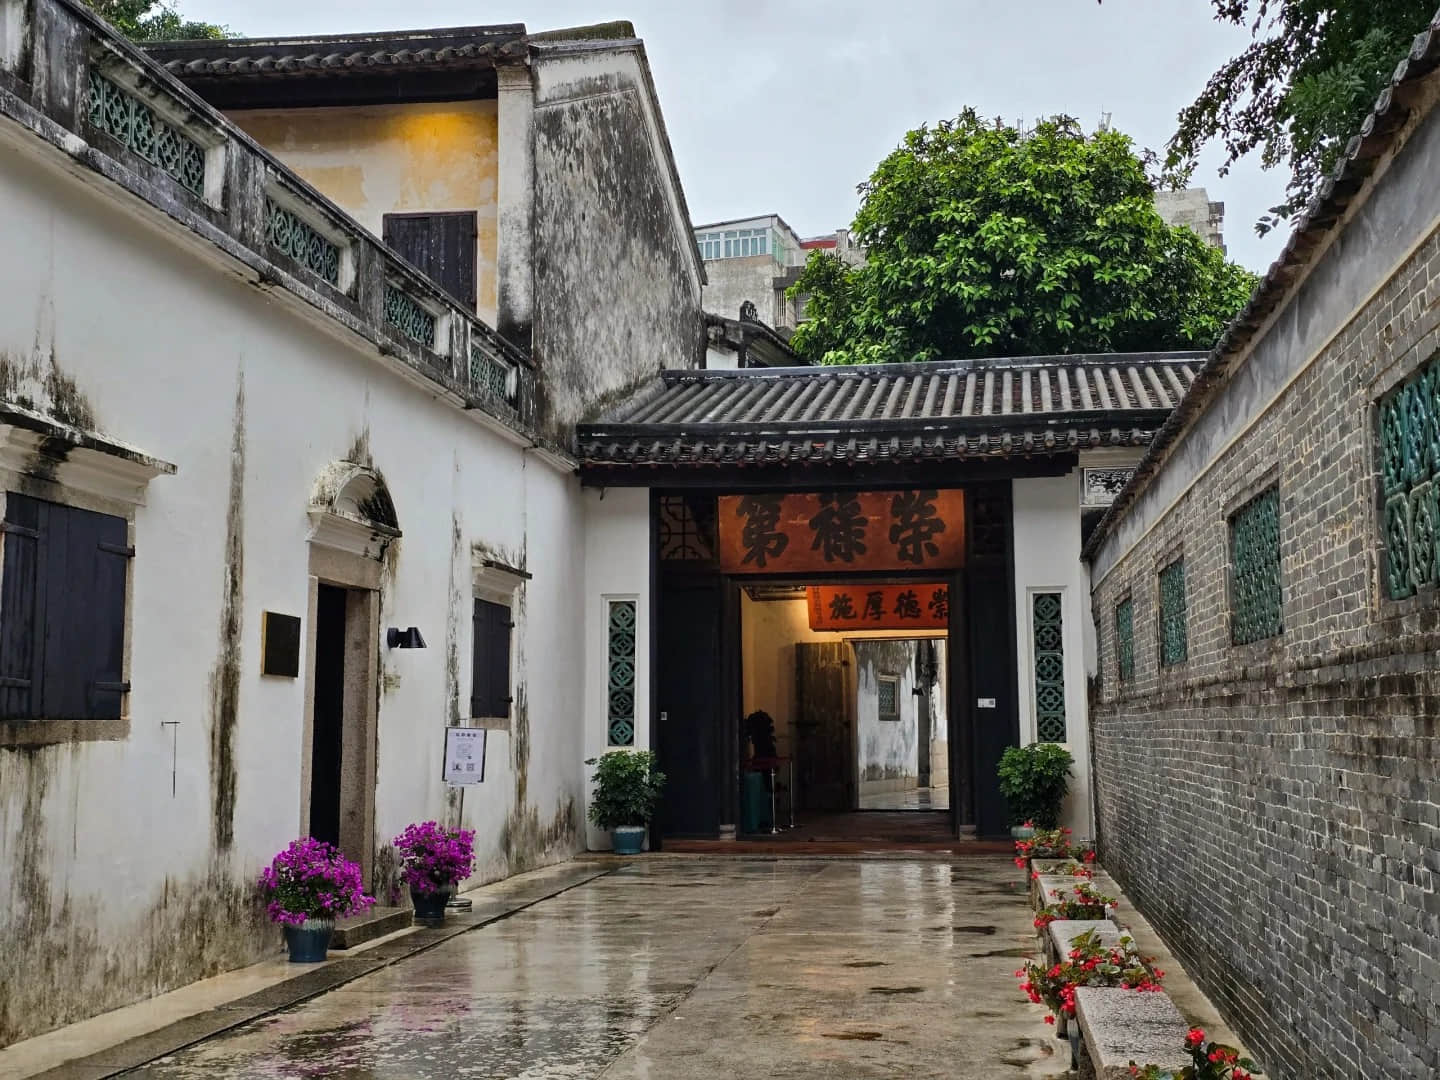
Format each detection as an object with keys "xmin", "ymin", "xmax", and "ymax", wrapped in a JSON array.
[
  {"xmin": 655, "ymin": 579, "xmax": 724, "ymax": 837},
  {"xmin": 794, "ymin": 642, "xmax": 853, "ymax": 812}
]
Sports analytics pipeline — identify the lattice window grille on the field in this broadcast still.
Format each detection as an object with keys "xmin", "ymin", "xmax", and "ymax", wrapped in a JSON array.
[
  {"xmin": 1031, "ymin": 591, "xmax": 1066, "ymax": 742},
  {"xmin": 657, "ymin": 495, "xmax": 716, "ymax": 562},
  {"xmin": 1379, "ymin": 363, "xmax": 1440, "ymax": 599},
  {"xmin": 877, "ymin": 675, "xmax": 899, "ymax": 720},
  {"xmin": 1158, "ymin": 558, "xmax": 1187, "ymax": 665},
  {"xmin": 469, "ymin": 344, "xmax": 514, "ymax": 404},
  {"xmin": 383, "ymin": 283, "xmax": 437, "ymax": 348},
  {"xmin": 264, "ymin": 199, "xmax": 340, "ymax": 285},
  {"xmin": 1230, "ymin": 487, "xmax": 1283, "ymax": 643},
  {"xmin": 1115, "ymin": 598, "xmax": 1134, "ymax": 681},
  {"xmin": 86, "ymin": 68, "xmax": 206, "ymax": 196},
  {"xmin": 606, "ymin": 600, "xmax": 636, "ymax": 747}
]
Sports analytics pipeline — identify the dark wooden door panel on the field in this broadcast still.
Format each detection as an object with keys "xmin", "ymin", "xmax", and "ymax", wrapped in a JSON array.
[
  {"xmin": 795, "ymin": 641, "xmax": 852, "ymax": 812},
  {"xmin": 655, "ymin": 580, "xmax": 722, "ymax": 838}
]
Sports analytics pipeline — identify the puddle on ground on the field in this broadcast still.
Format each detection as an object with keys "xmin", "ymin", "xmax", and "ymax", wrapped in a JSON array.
[
  {"xmin": 868, "ymin": 986, "xmax": 924, "ymax": 995},
  {"xmin": 953, "ymin": 925, "xmax": 998, "ymax": 935},
  {"xmin": 822, "ymin": 1031, "xmax": 885, "ymax": 1041},
  {"xmin": 843, "ymin": 961, "xmax": 888, "ymax": 968}
]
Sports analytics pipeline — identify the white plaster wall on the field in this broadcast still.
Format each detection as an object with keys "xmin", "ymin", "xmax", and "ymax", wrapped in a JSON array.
[
  {"xmin": 1012, "ymin": 473, "xmax": 1093, "ymax": 839},
  {"xmin": 0, "ymin": 130, "xmax": 585, "ymax": 1036},
  {"xmin": 580, "ymin": 487, "xmax": 651, "ymax": 851},
  {"xmin": 701, "ymin": 255, "xmax": 785, "ymax": 324},
  {"xmin": 853, "ymin": 644, "xmax": 919, "ymax": 791}
]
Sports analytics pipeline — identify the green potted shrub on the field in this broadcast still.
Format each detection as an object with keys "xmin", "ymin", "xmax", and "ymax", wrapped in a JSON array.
[
  {"xmin": 586, "ymin": 750, "xmax": 666, "ymax": 854},
  {"xmin": 997, "ymin": 742, "xmax": 1074, "ymax": 835}
]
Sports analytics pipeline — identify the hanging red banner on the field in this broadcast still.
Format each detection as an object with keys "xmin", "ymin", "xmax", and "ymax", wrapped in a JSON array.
[
  {"xmin": 717, "ymin": 490, "xmax": 965, "ymax": 575},
  {"xmin": 807, "ymin": 584, "xmax": 949, "ymax": 631}
]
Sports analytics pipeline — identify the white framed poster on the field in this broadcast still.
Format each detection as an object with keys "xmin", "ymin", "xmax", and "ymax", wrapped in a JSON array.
[{"xmin": 443, "ymin": 727, "xmax": 487, "ymax": 786}]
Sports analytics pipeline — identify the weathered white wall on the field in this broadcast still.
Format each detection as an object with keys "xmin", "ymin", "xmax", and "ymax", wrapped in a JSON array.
[
  {"xmin": 580, "ymin": 487, "xmax": 651, "ymax": 851},
  {"xmin": 701, "ymin": 254, "xmax": 785, "ymax": 325},
  {"xmin": 228, "ymin": 100, "xmax": 501, "ymax": 324},
  {"xmin": 852, "ymin": 641, "xmax": 919, "ymax": 793},
  {"xmin": 1012, "ymin": 472, "xmax": 1093, "ymax": 838},
  {"xmin": 0, "ymin": 125, "xmax": 584, "ymax": 1044}
]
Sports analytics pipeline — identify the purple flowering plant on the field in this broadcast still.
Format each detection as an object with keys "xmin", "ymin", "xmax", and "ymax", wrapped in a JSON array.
[
  {"xmin": 258, "ymin": 838, "xmax": 375, "ymax": 927},
  {"xmin": 393, "ymin": 821, "xmax": 476, "ymax": 896}
]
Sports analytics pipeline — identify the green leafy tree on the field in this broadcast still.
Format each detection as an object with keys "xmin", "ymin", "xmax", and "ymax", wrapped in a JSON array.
[
  {"xmin": 787, "ymin": 110, "xmax": 1256, "ymax": 366},
  {"xmin": 1166, "ymin": 0, "xmax": 1436, "ymax": 235},
  {"xmin": 81, "ymin": 0, "xmax": 228, "ymax": 40}
]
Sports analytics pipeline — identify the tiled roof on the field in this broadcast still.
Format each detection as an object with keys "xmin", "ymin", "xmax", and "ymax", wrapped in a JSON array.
[
  {"xmin": 1084, "ymin": 9, "xmax": 1440, "ymax": 558},
  {"xmin": 146, "ymin": 26, "xmax": 527, "ymax": 78},
  {"xmin": 578, "ymin": 353, "xmax": 1202, "ymax": 468}
]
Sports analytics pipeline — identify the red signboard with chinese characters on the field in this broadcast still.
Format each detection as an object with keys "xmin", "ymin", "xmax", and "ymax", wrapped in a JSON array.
[
  {"xmin": 807, "ymin": 584, "xmax": 950, "ymax": 631},
  {"xmin": 717, "ymin": 490, "xmax": 966, "ymax": 574}
]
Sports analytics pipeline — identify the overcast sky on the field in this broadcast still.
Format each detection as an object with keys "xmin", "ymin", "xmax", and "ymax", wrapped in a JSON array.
[{"xmin": 182, "ymin": 0, "xmax": 1293, "ymax": 273}]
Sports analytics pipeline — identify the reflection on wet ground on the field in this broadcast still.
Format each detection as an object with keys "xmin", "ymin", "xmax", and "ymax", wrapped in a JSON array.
[
  {"xmin": 134, "ymin": 858, "xmax": 1063, "ymax": 1080},
  {"xmin": 857, "ymin": 786, "xmax": 951, "ymax": 810}
]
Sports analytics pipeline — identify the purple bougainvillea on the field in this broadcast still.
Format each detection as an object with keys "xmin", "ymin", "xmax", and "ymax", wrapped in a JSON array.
[
  {"xmin": 393, "ymin": 821, "xmax": 476, "ymax": 896},
  {"xmin": 258, "ymin": 838, "xmax": 375, "ymax": 927}
]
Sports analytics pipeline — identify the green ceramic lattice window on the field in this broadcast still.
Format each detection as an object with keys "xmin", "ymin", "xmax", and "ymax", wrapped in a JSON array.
[
  {"xmin": 384, "ymin": 284, "xmax": 437, "ymax": 348},
  {"xmin": 1158, "ymin": 558, "xmax": 1187, "ymax": 665},
  {"xmin": 470, "ymin": 344, "xmax": 512, "ymax": 404},
  {"xmin": 1379, "ymin": 363, "xmax": 1440, "ymax": 599},
  {"xmin": 265, "ymin": 199, "xmax": 340, "ymax": 285},
  {"xmin": 87, "ymin": 69, "xmax": 206, "ymax": 196},
  {"xmin": 1115, "ymin": 598, "xmax": 1134, "ymax": 681},
  {"xmin": 1230, "ymin": 487, "xmax": 1283, "ymax": 643},
  {"xmin": 1031, "ymin": 592, "xmax": 1066, "ymax": 742},
  {"xmin": 607, "ymin": 600, "xmax": 636, "ymax": 746}
]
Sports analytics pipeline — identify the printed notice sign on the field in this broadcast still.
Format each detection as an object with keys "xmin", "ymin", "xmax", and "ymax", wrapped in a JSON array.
[{"xmin": 443, "ymin": 727, "xmax": 487, "ymax": 786}]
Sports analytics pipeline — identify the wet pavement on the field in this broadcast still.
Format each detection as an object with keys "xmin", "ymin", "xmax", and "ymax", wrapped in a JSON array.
[{"xmin": 133, "ymin": 858, "xmax": 1064, "ymax": 1079}]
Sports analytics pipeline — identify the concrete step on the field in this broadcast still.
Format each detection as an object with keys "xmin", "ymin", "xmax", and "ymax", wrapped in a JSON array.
[{"xmin": 331, "ymin": 906, "xmax": 412, "ymax": 949}]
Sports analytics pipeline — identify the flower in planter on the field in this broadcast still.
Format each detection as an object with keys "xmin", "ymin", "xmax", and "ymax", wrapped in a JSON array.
[
  {"xmin": 259, "ymin": 838, "xmax": 375, "ymax": 927},
  {"xmin": 1128, "ymin": 1026, "xmax": 1257, "ymax": 1079},
  {"xmin": 1014, "ymin": 825, "xmax": 1078, "ymax": 866},
  {"xmin": 1033, "ymin": 881, "xmax": 1118, "ymax": 929},
  {"xmin": 1017, "ymin": 929, "xmax": 1164, "ymax": 1024},
  {"xmin": 393, "ymin": 821, "xmax": 477, "ymax": 896}
]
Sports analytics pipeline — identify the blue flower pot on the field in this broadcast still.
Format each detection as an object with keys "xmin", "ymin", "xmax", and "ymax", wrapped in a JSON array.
[
  {"xmin": 612, "ymin": 826, "xmax": 645, "ymax": 855},
  {"xmin": 283, "ymin": 919, "xmax": 334, "ymax": 963},
  {"xmin": 411, "ymin": 886, "xmax": 451, "ymax": 921}
]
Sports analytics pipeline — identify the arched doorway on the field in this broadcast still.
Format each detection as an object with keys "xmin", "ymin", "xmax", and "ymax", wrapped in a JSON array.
[{"xmin": 301, "ymin": 462, "xmax": 400, "ymax": 881}]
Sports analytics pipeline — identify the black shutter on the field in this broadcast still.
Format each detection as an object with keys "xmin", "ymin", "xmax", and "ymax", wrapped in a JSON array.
[
  {"xmin": 382, "ymin": 212, "xmax": 478, "ymax": 311},
  {"xmin": 488, "ymin": 601, "xmax": 512, "ymax": 719},
  {"xmin": 0, "ymin": 495, "xmax": 44, "ymax": 719},
  {"xmin": 470, "ymin": 598, "xmax": 490, "ymax": 719},
  {"xmin": 1, "ymin": 495, "xmax": 129, "ymax": 721},
  {"xmin": 471, "ymin": 598, "xmax": 512, "ymax": 719}
]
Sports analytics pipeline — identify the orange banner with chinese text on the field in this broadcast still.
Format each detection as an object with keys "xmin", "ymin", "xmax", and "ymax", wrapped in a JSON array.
[
  {"xmin": 807, "ymin": 584, "xmax": 950, "ymax": 631},
  {"xmin": 718, "ymin": 490, "xmax": 965, "ymax": 574}
]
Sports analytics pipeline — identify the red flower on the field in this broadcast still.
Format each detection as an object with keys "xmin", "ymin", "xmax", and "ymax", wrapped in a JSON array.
[{"xmin": 1043, "ymin": 1015, "xmax": 1054, "ymax": 1025}]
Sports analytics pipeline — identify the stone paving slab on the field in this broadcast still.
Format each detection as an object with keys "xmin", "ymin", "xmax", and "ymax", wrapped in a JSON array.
[{"xmin": 19, "ymin": 862, "xmax": 611, "ymax": 1080}]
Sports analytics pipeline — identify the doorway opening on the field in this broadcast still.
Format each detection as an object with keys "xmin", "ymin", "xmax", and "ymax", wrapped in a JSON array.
[
  {"xmin": 739, "ymin": 582, "xmax": 950, "ymax": 844},
  {"xmin": 306, "ymin": 582, "xmax": 378, "ymax": 876}
]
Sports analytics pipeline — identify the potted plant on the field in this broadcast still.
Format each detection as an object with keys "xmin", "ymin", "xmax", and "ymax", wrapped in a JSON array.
[
  {"xmin": 394, "ymin": 821, "xmax": 477, "ymax": 921},
  {"xmin": 259, "ymin": 838, "xmax": 374, "ymax": 963},
  {"xmin": 586, "ymin": 750, "xmax": 666, "ymax": 854},
  {"xmin": 997, "ymin": 742, "xmax": 1074, "ymax": 834}
]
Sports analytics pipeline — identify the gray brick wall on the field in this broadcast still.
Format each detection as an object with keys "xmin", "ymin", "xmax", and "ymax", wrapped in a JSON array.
[{"xmin": 1089, "ymin": 223, "xmax": 1440, "ymax": 1077}]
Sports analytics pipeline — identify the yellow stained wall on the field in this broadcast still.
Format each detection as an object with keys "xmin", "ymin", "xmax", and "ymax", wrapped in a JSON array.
[{"xmin": 230, "ymin": 101, "xmax": 500, "ymax": 323}]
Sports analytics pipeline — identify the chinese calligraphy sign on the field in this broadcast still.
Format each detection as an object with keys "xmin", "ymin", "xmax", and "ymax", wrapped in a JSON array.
[
  {"xmin": 719, "ymin": 490, "xmax": 965, "ymax": 574},
  {"xmin": 808, "ymin": 585, "xmax": 950, "ymax": 631}
]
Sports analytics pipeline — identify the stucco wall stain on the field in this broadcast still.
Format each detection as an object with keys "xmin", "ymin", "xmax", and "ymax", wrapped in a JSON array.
[
  {"xmin": 0, "ymin": 348, "xmax": 97, "ymax": 431},
  {"xmin": 532, "ymin": 87, "xmax": 702, "ymax": 442},
  {"xmin": 209, "ymin": 375, "xmax": 245, "ymax": 853}
]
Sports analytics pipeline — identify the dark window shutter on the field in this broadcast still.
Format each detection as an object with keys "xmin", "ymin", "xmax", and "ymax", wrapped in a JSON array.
[
  {"xmin": 1, "ymin": 494, "xmax": 129, "ymax": 721},
  {"xmin": 488, "ymin": 601, "xmax": 512, "ymax": 718},
  {"xmin": 382, "ymin": 212, "xmax": 478, "ymax": 311},
  {"xmin": 471, "ymin": 598, "xmax": 512, "ymax": 719},
  {"xmin": 0, "ymin": 495, "xmax": 44, "ymax": 719}
]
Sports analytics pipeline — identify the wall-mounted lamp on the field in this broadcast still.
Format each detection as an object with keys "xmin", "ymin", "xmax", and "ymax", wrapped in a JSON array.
[{"xmin": 387, "ymin": 627, "xmax": 427, "ymax": 649}]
